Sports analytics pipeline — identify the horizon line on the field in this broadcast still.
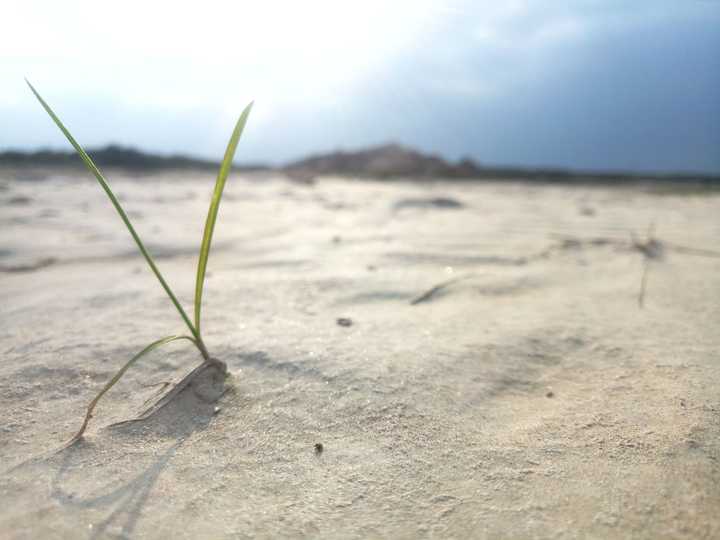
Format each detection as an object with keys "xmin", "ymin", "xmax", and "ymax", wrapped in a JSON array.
[{"xmin": 1, "ymin": 142, "xmax": 719, "ymax": 181}]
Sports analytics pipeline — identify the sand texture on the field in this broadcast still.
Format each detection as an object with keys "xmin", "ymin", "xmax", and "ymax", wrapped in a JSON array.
[{"xmin": 1, "ymin": 170, "xmax": 719, "ymax": 539}]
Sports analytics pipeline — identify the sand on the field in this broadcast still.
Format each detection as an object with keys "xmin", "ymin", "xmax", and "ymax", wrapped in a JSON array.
[{"xmin": 1, "ymin": 169, "xmax": 719, "ymax": 539}]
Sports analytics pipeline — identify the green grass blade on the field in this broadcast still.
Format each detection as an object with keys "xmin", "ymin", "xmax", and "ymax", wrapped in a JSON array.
[
  {"xmin": 26, "ymin": 80, "xmax": 201, "ymax": 346},
  {"xmin": 194, "ymin": 102, "xmax": 254, "ymax": 333},
  {"xmin": 69, "ymin": 335, "xmax": 196, "ymax": 443}
]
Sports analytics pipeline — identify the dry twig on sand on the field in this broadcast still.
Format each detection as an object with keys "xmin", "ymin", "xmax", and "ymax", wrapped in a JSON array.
[
  {"xmin": 552, "ymin": 224, "xmax": 720, "ymax": 309},
  {"xmin": 632, "ymin": 223, "xmax": 720, "ymax": 308},
  {"xmin": 632, "ymin": 223, "xmax": 662, "ymax": 309},
  {"xmin": 410, "ymin": 274, "xmax": 475, "ymax": 305}
]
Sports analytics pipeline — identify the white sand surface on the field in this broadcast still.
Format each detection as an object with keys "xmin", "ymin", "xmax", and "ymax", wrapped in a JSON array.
[{"xmin": 1, "ymin": 169, "xmax": 719, "ymax": 539}]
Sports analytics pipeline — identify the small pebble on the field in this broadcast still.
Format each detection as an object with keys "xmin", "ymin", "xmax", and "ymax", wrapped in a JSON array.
[
  {"xmin": 546, "ymin": 391, "xmax": 555, "ymax": 398},
  {"xmin": 314, "ymin": 443, "xmax": 324, "ymax": 454},
  {"xmin": 213, "ymin": 406, "xmax": 221, "ymax": 415},
  {"xmin": 337, "ymin": 318, "xmax": 353, "ymax": 327}
]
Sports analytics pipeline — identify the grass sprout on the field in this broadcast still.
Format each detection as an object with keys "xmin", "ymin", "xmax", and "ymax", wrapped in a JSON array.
[{"xmin": 26, "ymin": 79, "xmax": 253, "ymax": 443}]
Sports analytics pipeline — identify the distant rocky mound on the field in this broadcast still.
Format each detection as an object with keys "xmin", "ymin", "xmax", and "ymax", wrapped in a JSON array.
[
  {"xmin": 282, "ymin": 144, "xmax": 720, "ymax": 184},
  {"xmin": 283, "ymin": 143, "xmax": 483, "ymax": 180}
]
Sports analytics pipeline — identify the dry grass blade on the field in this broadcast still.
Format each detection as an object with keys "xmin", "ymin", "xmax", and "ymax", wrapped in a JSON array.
[
  {"xmin": 194, "ymin": 101, "xmax": 254, "ymax": 334},
  {"xmin": 638, "ymin": 258, "xmax": 651, "ymax": 308},
  {"xmin": 663, "ymin": 242, "xmax": 720, "ymax": 258},
  {"xmin": 410, "ymin": 274, "xmax": 474, "ymax": 305},
  {"xmin": 67, "ymin": 335, "xmax": 196, "ymax": 446}
]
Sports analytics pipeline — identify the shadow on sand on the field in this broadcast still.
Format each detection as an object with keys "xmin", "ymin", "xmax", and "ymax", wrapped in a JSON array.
[{"xmin": 43, "ymin": 363, "xmax": 230, "ymax": 538}]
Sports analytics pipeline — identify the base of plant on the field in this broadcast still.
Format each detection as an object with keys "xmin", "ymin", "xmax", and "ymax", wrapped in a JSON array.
[
  {"xmin": 117, "ymin": 358, "xmax": 228, "ymax": 425},
  {"xmin": 64, "ymin": 359, "xmax": 228, "ymax": 449}
]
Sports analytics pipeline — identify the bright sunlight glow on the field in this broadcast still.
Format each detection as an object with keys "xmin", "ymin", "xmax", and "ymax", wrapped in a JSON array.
[{"xmin": 3, "ymin": 0, "xmax": 442, "ymax": 110}]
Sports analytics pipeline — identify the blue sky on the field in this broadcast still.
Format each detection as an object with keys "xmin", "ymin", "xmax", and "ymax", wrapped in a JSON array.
[{"xmin": 2, "ymin": 1, "xmax": 719, "ymax": 173}]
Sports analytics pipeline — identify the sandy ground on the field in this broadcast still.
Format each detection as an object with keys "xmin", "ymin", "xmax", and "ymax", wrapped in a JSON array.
[{"xmin": 1, "ymin": 168, "xmax": 719, "ymax": 539}]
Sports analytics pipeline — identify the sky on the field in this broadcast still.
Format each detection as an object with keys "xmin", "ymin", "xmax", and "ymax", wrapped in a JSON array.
[{"xmin": 2, "ymin": 1, "xmax": 719, "ymax": 173}]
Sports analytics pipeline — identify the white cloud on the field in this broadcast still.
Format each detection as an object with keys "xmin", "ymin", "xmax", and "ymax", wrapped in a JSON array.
[
  {"xmin": 2, "ymin": 0, "xmax": 445, "ymax": 109},
  {"xmin": 3, "ymin": 1, "xmax": 718, "ymax": 172}
]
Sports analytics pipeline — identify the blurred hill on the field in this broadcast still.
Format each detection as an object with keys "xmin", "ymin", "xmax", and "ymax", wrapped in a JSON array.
[
  {"xmin": 283, "ymin": 143, "xmax": 481, "ymax": 179},
  {"xmin": 1, "ymin": 143, "xmax": 718, "ymax": 184},
  {"xmin": 282, "ymin": 144, "xmax": 719, "ymax": 184},
  {"xmin": 0, "ymin": 145, "xmax": 266, "ymax": 172}
]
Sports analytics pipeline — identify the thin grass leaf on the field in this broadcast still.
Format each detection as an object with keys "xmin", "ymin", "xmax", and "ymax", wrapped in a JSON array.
[
  {"xmin": 69, "ymin": 335, "xmax": 196, "ymax": 444},
  {"xmin": 25, "ymin": 80, "xmax": 202, "ymax": 349},
  {"xmin": 194, "ymin": 102, "xmax": 254, "ymax": 333}
]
